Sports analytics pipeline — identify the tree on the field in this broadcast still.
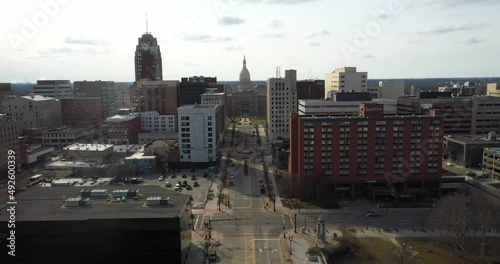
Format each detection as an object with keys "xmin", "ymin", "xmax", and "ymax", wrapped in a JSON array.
[
  {"xmin": 438, "ymin": 190, "xmax": 470, "ymax": 258},
  {"xmin": 469, "ymin": 190, "xmax": 496, "ymax": 260}
]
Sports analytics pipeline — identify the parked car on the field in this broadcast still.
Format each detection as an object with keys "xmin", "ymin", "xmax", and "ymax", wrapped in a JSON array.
[
  {"xmin": 165, "ymin": 182, "xmax": 172, "ymax": 188},
  {"xmin": 258, "ymin": 178, "xmax": 263, "ymax": 183},
  {"xmin": 366, "ymin": 210, "xmax": 381, "ymax": 217},
  {"xmin": 467, "ymin": 171, "xmax": 477, "ymax": 177},
  {"xmin": 182, "ymin": 174, "xmax": 187, "ymax": 178},
  {"xmin": 193, "ymin": 181, "xmax": 199, "ymax": 187},
  {"xmin": 171, "ymin": 173, "xmax": 177, "ymax": 178},
  {"xmin": 182, "ymin": 180, "xmax": 188, "ymax": 187},
  {"xmin": 130, "ymin": 177, "xmax": 143, "ymax": 184},
  {"xmin": 229, "ymin": 181, "xmax": 234, "ymax": 186},
  {"xmin": 186, "ymin": 185, "xmax": 193, "ymax": 190},
  {"xmin": 230, "ymin": 174, "xmax": 235, "ymax": 179},
  {"xmin": 191, "ymin": 175, "xmax": 197, "ymax": 180},
  {"xmin": 174, "ymin": 184, "xmax": 181, "ymax": 191},
  {"xmin": 158, "ymin": 175, "xmax": 165, "ymax": 181}
]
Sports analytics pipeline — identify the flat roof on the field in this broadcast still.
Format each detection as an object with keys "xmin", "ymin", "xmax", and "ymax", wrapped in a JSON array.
[
  {"xmin": 114, "ymin": 144, "xmax": 142, "ymax": 153},
  {"xmin": 178, "ymin": 104, "xmax": 218, "ymax": 109},
  {"xmin": 299, "ymin": 114, "xmax": 437, "ymax": 121},
  {"xmin": 444, "ymin": 135, "xmax": 500, "ymax": 145},
  {"xmin": 64, "ymin": 143, "xmax": 114, "ymax": 151},
  {"xmin": 0, "ymin": 186, "xmax": 190, "ymax": 221},
  {"xmin": 20, "ymin": 95, "xmax": 58, "ymax": 101},
  {"xmin": 125, "ymin": 152, "xmax": 156, "ymax": 160},
  {"xmin": 106, "ymin": 113, "xmax": 139, "ymax": 122}
]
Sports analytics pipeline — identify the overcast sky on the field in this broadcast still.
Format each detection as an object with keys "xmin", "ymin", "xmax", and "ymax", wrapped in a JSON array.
[{"xmin": 1, "ymin": 0, "xmax": 499, "ymax": 83}]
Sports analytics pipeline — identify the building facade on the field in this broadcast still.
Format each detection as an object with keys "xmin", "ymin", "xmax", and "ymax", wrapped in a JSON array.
[
  {"xmin": 297, "ymin": 80, "xmax": 325, "ymax": 100},
  {"xmin": 140, "ymin": 111, "xmax": 177, "ymax": 133},
  {"xmin": 378, "ymin": 80, "xmax": 406, "ymax": 100},
  {"xmin": 324, "ymin": 67, "xmax": 367, "ymax": 99},
  {"xmin": 74, "ymin": 81, "xmax": 117, "ymax": 119},
  {"xmin": 61, "ymin": 97, "xmax": 103, "ymax": 129},
  {"xmin": 487, "ymin": 83, "xmax": 500, "ymax": 97},
  {"xmin": 115, "ymin": 82, "xmax": 132, "ymax": 109},
  {"xmin": 298, "ymin": 97, "xmax": 397, "ymax": 116},
  {"xmin": 289, "ymin": 104, "xmax": 443, "ymax": 206},
  {"xmin": 135, "ymin": 32, "xmax": 163, "ymax": 81},
  {"xmin": 177, "ymin": 104, "xmax": 220, "ymax": 165},
  {"xmin": 62, "ymin": 143, "xmax": 114, "ymax": 163},
  {"xmin": 267, "ymin": 69, "xmax": 297, "ymax": 140},
  {"xmin": 42, "ymin": 127, "xmax": 94, "ymax": 149},
  {"xmin": 106, "ymin": 109, "xmax": 142, "ymax": 145},
  {"xmin": 1, "ymin": 95, "xmax": 62, "ymax": 131},
  {"xmin": 443, "ymin": 133, "xmax": 500, "ymax": 169},
  {"xmin": 471, "ymin": 96, "xmax": 500, "ymax": 135},
  {"xmin": 33, "ymin": 80, "xmax": 73, "ymax": 99},
  {"xmin": 483, "ymin": 147, "xmax": 500, "ymax": 180},
  {"xmin": 131, "ymin": 80, "xmax": 179, "ymax": 115},
  {"xmin": 0, "ymin": 114, "xmax": 22, "ymax": 177},
  {"xmin": 228, "ymin": 91, "xmax": 266, "ymax": 118},
  {"xmin": 178, "ymin": 76, "xmax": 224, "ymax": 107}
]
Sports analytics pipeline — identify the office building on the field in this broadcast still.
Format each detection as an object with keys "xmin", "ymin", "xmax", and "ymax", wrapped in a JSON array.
[
  {"xmin": 443, "ymin": 132, "xmax": 500, "ymax": 169},
  {"xmin": 178, "ymin": 76, "xmax": 225, "ymax": 107},
  {"xmin": 140, "ymin": 111, "xmax": 177, "ymax": 133},
  {"xmin": 1, "ymin": 95, "xmax": 61, "ymax": 131},
  {"xmin": 483, "ymin": 147, "xmax": 500, "ymax": 180},
  {"xmin": 177, "ymin": 104, "xmax": 221, "ymax": 165},
  {"xmin": 62, "ymin": 143, "xmax": 114, "ymax": 163},
  {"xmin": 0, "ymin": 186, "xmax": 192, "ymax": 263},
  {"xmin": 33, "ymin": 80, "xmax": 73, "ymax": 99},
  {"xmin": 74, "ymin": 81, "xmax": 117, "ymax": 119},
  {"xmin": 0, "ymin": 114, "xmax": 22, "ymax": 177},
  {"xmin": 378, "ymin": 81, "xmax": 406, "ymax": 100},
  {"xmin": 297, "ymin": 80, "xmax": 325, "ymax": 100},
  {"xmin": 267, "ymin": 69, "xmax": 297, "ymax": 140},
  {"xmin": 124, "ymin": 152, "xmax": 157, "ymax": 174},
  {"xmin": 115, "ymin": 82, "xmax": 132, "ymax": 109},
  {"xmin": 471, "ymin": 96, "xmax": 500, "ymax": 135},
  {"xmin": 42, "ymin": 127, "xmax": 94, "ymax": 149},
  {"xmin": 0, "ymin": 83, "xmax": 13, "ymax": 106},
  {"xmin": 61, "ymin": 97, "xmax": 103, "ymax": 129},
  {"xmin": 289, "ymin": 104, "xmax": 443, "ymax": 205},
  {"xmin": 106, "ymin": 109, "xmax": 141, "ymax": 145},
  {"xmin": 487, "ymin": 83, "xmax": 500, "ymax": 97},
  {"xmin": 324, "ymin": 67, "xmax": 367, "ymax": 98},
  {"xmin": 130, "ymin": 80, "xmax": 179, "ymax": 115},
  {"xmin": 135, "ymin": 31, "xmax": 163, "ymax": 81},
  {"xmin": 298, "ymin": 97, "xmax": 396, "ymax": 116}
]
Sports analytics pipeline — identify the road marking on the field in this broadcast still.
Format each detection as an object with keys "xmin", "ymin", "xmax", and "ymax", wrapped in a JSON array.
[
  {"xmin": 253, "ymin": 239, "xmax": 256, "ymax": 264},
  {"xmin": 194, "ymin": 215, "xmax": 200, "ymax": 230}
]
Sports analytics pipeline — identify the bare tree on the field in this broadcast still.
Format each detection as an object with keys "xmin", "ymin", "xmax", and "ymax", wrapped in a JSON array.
[
  {"xmin": 469, "ymin": 190, "xmax": 496, "ymax": 260},
  {"xmin": 438, "ymin": 190, "xmax": 470, "ymax": 258}
]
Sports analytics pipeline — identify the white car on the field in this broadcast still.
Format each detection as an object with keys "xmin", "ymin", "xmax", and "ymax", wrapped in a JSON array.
[
  {"xmin": 158, "ymin": 175, "xmax": 165, "ymax": 181},
  {"xmin": 230, "ymin": 175, "xmax": 235, "ymax": 179},
  {"xmin": 258, "ymin": 178, "xmax": 263, "ymax": 183}
]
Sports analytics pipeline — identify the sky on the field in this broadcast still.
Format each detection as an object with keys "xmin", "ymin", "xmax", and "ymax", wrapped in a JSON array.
[{"xmin": 1, "ymin": 0, "xmax": 499, "ymax": 83}]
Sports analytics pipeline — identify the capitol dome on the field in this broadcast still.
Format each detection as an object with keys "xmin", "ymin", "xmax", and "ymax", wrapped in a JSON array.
[{"xmin": 238, "ymin": 56, "xmax": 252, "ymax": 91}]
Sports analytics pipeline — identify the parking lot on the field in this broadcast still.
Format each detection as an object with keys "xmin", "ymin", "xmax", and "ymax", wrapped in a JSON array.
[{"xmin": 125, "ymin": 169, "xmax": 215, "ymax": 209}]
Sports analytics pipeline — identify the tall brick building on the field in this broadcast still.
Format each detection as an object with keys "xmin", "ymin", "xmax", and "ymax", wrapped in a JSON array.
[
  {"xmin": 289, "ymin": 103, "xmax": 443, "ymax": 206},
  {"xmin": 61, "ymin": 97, "xmax": 103, "ymax": 129}
]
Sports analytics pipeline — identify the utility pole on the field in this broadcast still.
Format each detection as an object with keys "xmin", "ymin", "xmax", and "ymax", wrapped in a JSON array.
[
  {"xmin": 366, "ymin": 215, "xmax": 369, "ymax": 230},
  {"xmin": 294, "ymin": 214, "xmax": 297, "ymax": 233}
]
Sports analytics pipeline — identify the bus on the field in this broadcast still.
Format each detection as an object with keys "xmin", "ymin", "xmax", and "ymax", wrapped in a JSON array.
[{"xmin": 27, "ymin": 174, "xmax": 44, "ymax": 187}]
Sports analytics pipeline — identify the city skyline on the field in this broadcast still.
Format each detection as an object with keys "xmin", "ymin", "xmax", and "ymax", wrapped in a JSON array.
[{"xmin": 1, "ymin": 0, "xmax": 500, "ymax": 83}]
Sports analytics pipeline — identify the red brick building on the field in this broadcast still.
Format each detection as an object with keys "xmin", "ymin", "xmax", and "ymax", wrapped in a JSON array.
[
  {"xmin": 106, "ymin": 110, "xmax": 141, "ymax": 145},
  {"xmin": 297, "ymin": 80, "xmax": 325, "ymax": 100},
  {"xmin": 61, "ymin": 98, "xmax": 103, "ymax": 129},
  {"xmin": 289, "ymin": 103, "xmax": 443, "ymax": 206}
]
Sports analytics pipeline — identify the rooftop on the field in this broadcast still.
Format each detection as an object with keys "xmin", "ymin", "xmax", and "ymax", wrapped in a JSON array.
[
  {"xmin": 114, "ymin": 144, "xmax": 143, "ymax": 153},
  {"xmin": 145, "ymin": 139, "xmax": 176, "ymax": 148},
  {"xmin": 64, "ymin": 143, "xmax": 114, "ymax": 151},
  {"xmin": 125, "ymin": 152, "xmax": 156, "ymax": 160},
  {"xmin": 0, "ymin": 186, "xmax": 190, "ymax": 221},
  {"xmin": 299, "ymin": 113, "xmax": 437, "ymax": 121},
  {"xmin": 201, "ymin": 92, "xmax": 225, "ymax": 96},
  {"xmin": 20, "ymin": 95, "xmax": 58, "ymax": 101},
  {"xmin": 106, "ymin": 113, "xmax": 140, "ymax": 122},
  {"xmin": 444, "ymin": 134, "xmax": 500, "ymax": 145},
  {"xmin": 178, "ymin": 104, "xmax": 218, "ymax": 109}
]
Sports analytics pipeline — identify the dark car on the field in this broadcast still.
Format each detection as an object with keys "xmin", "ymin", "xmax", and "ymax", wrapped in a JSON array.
[
  {"xmin": 191, "ymin": 175, "xmax": 197, "ymax": 180},
  {"xmin": 366, "ymin": 210, "xmax": 381, "ymax": 217},
  {"xmin": 193, "ymin": 181, "xmax": 199, "ymax": 187},
  {"xmin": 229, "ymin": 181, "xmax": 234, "ymax": 186},
  {"xmin": 182, "ymin": 174, "xmax": 187, "ymax": 178},
  {"xmin": 171, "ymin": 173, "xmax": 177, "ymax": 178},
  {"xmin": 182, "ymin": 180, "xmax": 188, "ymax": 187},
  {"xmin": 208, "ymin": 252, "xmax": 217, "ymax": 262},
  {"xmin": 186, "ymin": 185, "xmax": 193, "ymax": 190},
  {"xmin": 165, "ymin": 182, "xmax": 172, "ymax": 188}
]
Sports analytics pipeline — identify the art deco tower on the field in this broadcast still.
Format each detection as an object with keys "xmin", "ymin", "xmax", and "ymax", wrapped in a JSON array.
[{"xmin": 134, "ymin": 20, "xmax": 163, "ymax": 81}]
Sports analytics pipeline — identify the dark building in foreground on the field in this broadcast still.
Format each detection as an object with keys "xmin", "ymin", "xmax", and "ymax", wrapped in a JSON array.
[
  {"xmin": 289, "ymin": 103, "xmax": 443, "ymax": 206},
  {"xmin": 0, "ymin": 186, "xmax": 192, "ymax": 264},
  {"xmin": 297, "ymin": 79, "xmax": 325, "ymax": 100},
  {"xmin": 178, "ymin": 76, "xmax": 224, "ymax": 106}
]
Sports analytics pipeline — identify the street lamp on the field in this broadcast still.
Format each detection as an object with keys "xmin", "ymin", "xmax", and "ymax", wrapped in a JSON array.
[{"xmin": 366, "ymin": 215, "xmax": 369, "ymax": 230}]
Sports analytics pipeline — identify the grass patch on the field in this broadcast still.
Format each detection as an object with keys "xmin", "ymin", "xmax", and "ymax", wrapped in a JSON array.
[
  {"xmin": 332, "ymin": 237, "xmax": 394, "ymax": 264},
  {"xmin": 395, "ymin": 237, "xmax": 500, "ymax": 264}
]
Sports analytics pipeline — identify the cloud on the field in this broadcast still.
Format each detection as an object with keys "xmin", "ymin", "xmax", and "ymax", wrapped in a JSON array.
[
  {"xmin": 309, "ymin": 41, "xmax": 320, "ymax": 47},
  {"xmin": 64, "ymin": 36, "xmax": 108, "ymax": 46},
  {"xmin": 270, "ymin": 18, "xmax": 282, "ymax": 28},
  {"xmin": 38, "ymin": 47, "xmax": 108, "ymax": 56},
  {"xmin": 424, "ymin": 0, "xmax": 498, "ymax": 8},
  {"xmin": 406, "ymin": 40, "xmax": 420, "ymax": 44},
  {"xmin": 306, "ymin": 29, "xmax": 331, "ymax": 38},
  {"xmin": 182, "ymin": 33, "xmax": 233, "ymax": 43},
  {"xmin": 417, "ymin": 22, "xmax": 488, "ymax": 35},
  {"xmin": 364, "ymin": 54, "xmax": 375, "ymax": 59},
  {"xmin": 223, "ymin": 46, "xmax": 243, "ymax": 51},
  {"xmin": 462, "ymin": 37, "xmax": 485, "ymax": 45},
  {"xmin": 218, "ymin": 16, "xmax": 245, "ymax": 25},
  {"xmin": 260, "ymin": 32, "xmax": 287, "ymax": 38}
]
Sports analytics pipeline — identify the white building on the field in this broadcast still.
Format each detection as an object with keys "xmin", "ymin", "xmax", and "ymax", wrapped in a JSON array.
[
  {"xmin": 42, "ymin": 126, "xmax": 94, "ymax": 149},
  {"xmin": 114, "ymin": 82, "xmax": 132, "ymax": 109},
  {"xmin": 139, "ymin": 111, "xmax": 177, "ymax": 133},
  {"xmin": 378, "ymin": 81, "xmax": 406, "ymax": 100},
  {"xmin": 33, "ymin": 80, "xmax": 73, "ymax": 99},
  {"xmin": 298, "ymin": 98, "xmax": 397, "ymax": 116},
  {"xmin": 177, "ymin": 104, "xmax": 219, "ymax": 164},
  {"xmin": 324, "ymin": 67, "xmax": 367, "ymax": 98},
  {"xmin": 267, "ymin": 69, "xmax": 297, "ymax": 140}
]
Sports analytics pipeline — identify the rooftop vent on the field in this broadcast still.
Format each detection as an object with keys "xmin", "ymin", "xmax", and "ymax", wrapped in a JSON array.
[
  {"xmin": 65, "ymin": 197, "xmax": 91, "ymax": 207},
  {"xmin": 146, "ymin": 197, "xmax": 170, "ymax": 206}
]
